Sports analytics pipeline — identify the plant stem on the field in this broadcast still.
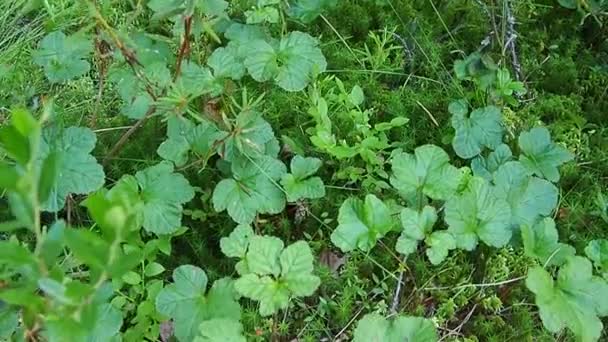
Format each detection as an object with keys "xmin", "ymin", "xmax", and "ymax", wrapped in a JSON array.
[{"xmin": 173, "ymin": 15, "xmax": 192, "ymax": 82}]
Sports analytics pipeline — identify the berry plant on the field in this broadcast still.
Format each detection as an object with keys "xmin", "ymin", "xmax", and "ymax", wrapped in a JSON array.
[{"xmin": 1, "ymin": 0, "xmax": 608, "ymax": 341}]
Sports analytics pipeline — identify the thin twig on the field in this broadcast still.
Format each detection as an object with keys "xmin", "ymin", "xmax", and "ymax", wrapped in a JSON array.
[
  {"xmin": 504, "ymin": 0, "xmax": 524, "ymax": 83},
  {"xmin": 103, "ymin": 106, "xmax": 156, "ymax": 165},
  {"xmin": 439, "ymin": 304, "xmax": 477, "ymax": 341},
  {"xmin": 389, "ymin": 256, "xmax": 407, "ymax": 314},
  {"xmin": 422, "ymin": 275, "xmax": 526, "ymax": 291}
]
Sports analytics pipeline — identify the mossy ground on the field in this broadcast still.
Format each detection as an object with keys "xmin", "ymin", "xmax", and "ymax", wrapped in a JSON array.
[{"xmin": 1, "ymin": 0, "xmax": 607, "ymax": 340}]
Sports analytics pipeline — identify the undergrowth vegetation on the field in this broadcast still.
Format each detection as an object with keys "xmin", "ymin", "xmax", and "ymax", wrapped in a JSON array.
[{"xmin": 1, "ymin": 0, "xmax": 608, "ymax": 341}]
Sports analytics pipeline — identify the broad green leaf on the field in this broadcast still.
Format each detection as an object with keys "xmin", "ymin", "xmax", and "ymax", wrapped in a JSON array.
[
  {"xmin": 425, "ymin": 231, "xmax": 456, "ymax": 265},
  {"xmin": 224, "ymin": 23, "xmax": 269, "ymax": 43},
  {"xmin": 331, "ymin": 194, "xmax": 395, "ymax": 252},
  {"xmin": 33, "ymin": 31, "xmax": 92, "ymax": 82},
  {"xmin": 450, "ymin": 101, "xmax": 503, "ymax": 159},
  {"xmin": 220, "ymin": 224, "xmax": 254, "ymax": 258},
  {"xmin": 246, "ymin": 6, "xmax": 279, "ymax": 24},
  {"xmin": 0, "ymin": 307, "xmax": 18, "ymax": 340},
  {"xmin": 156, "ymin": 265, "xmax": 241, "ymax": 342},
  {"xmin": 526, "ymin": 256, "xmax": 608, "ymax": 342},
  {"xmin": 353, "ymin": 313, "xmax": 438, "ymax": 342},
  {"xmin": 176, "ymin": 61, "xmax": 223, "ymax": 97},
  {"xmin": 395, "ymin": 206, "xmax": 437, "ymax": 255},
  {"xmin": 585, "ymin": 239, "xmax": 608, "ymax": 277},
  {"xmin": 135, "ymin": 162, "xmax": 195, "ymax": 235},
  {"xmin": 445, "ymin": 177, "xmax": 512, "ymax": 250},
  {"xmin": 213, "ymin": 156, "xmax": 286, "ymax": 224},
  {"xmin": 287, "ymin": 0, "xmax": 337, "ymax": 23},
  {"xmin": 518, "ymin": 127, "xmax": 573, "ymax": 182},
  {"xmin": 244, "ymin": 32, "xmax": 327, "ymax": 91},
  {"xmin": 195, "ymin": 319, "xmax": 246, "ymax": 342},
  {"xmin": 88, "ymin": 303, "xmax": 123, "ymax": 342},
  {"xmin": 157, "ymin": 116, "xmax": 224, "ymax": 166},
  {"xmin": 220, "ymin": 110, "xmax": 275, "ymax": 161},
  {"xmin": 39, "ymin": 127, "xmax": 105, "ymax": 212},
  {"xmin": 493, "ymin": 161, "xmax": 558, "ymax": 227},
  {"xmin": 275, "ymin": 32, "xmax": 327, "ymax": 91},
  {"xmin": 234, "ymin": 274, "xmax": 289, "ymax": 316},
  {"xmin": 390, "ymin": 144, "xmax": 462, "ymax": 201},
  {"xmin": 280, "ymin": 241, "xmax": 320, "ymax": 296},
  {"xmin": 246, "ymin": 235, "xmax": 284, "ymax": 277},
  {"xmin": 281, "ymin": 155, "xmax": 325, "ymax": 202},
  {"xmin": 471, "ymin": 144, "xmax": 512, "ymax": 181},
  {"xmin": 208, "ymin": 45, "xmax": 245, "ymax": 80},
  {"xmin": 521, "ymin": 218, "xmax": 575, "ymax": 267}
]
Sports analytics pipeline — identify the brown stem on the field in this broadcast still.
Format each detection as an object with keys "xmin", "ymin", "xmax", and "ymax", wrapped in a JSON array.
[
  {"xmin": 174, "ymin": 15, "xmax": 193, "ymax": 82},
  {"xmin": 103, "ymin": 106, "xmax": 156, "ymax": 165}
]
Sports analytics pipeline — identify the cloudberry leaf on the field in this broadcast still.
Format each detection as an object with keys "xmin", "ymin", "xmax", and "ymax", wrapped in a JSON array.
[
  {"xmin": 526, "ymin": 257, "xmax": 608, "ymax": 342},
  {"xmin": 39, "ymin": 127, "xmax": 105, "ymax": 212},
  {"xmin": 518, "ymin": 127, "xmax": 574, "ymax": 182},
  {"xmin": 156, "ymin": 265, "xmax": 240, "ymax": 342},
  {"xmin": 390, "ymin": 144, "xmax": 462, "ymax": 201},
  {"xmin": 281, "ymin": 155, "xmax": 325, "ymax": 202},
  {"xmin": 33, "ymin": 31, "xmax": 92, "ymax": 83},
  {"xmin": 521, "ymin": 218, "xmax": 575, "ymax": 267},
  {"xmin": 450, "ymin": 101, "xmax": 503, "ymax": 159},
  {"xmin": 331, "ymin": 195, "xmax": 395, "ymax": 252},
  {"xmin": 135, "ymin": 162, "xmax": 195, "ymax": 235},
  {"xmin": 445, "ymin": 177, "xmax": 512, "ymax": 250},
  {"xmin": 353, "ymin": 313, "xmax": 438, "ymax": 342}
]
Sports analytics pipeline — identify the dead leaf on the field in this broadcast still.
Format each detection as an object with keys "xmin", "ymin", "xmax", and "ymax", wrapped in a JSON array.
[{"xmin": 318, "ymin": 249, "xmax": 347, "ymax": 275}]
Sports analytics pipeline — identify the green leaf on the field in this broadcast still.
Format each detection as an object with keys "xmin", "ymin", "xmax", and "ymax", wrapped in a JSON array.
[
  {"xmin": 38, "ymin": 152, "xmax": 59, "ymax": 203},
  {"xmin": 213, "ymin": 156, "xmax": 286, "ymax": 224},
  {"xmin": 280, "ymin": 241, "xmax": 320, "ymax": 296},
  {"xmin": 471, "ymin": 144, "xmax": 512, "ymax": 181},
  {"xmin": 207, "ymin": 45, "xmax": 246, "ymax": 80},
  {"xmin": 220, "ymin": 224, "xmax": 254, "ymax": 258},
  {"xmin": 246, "ymin": 6, "xmax": 279, "ymax": 24},
  {"xmin": 331, "ymin": 194, "xmax": 395, "ymax": 252},
  {"xmin": 135, "ymin": 162, "xmax": 195, "ymax": 235},
  {"xmin": 0, "ymin": 241, "xmax": 36, "ymax": 269},
  {"xmin": 396, "ymin": 206, "xmax": 437, "ymax": 255},
  {"xmin": 445, "ymin": 177, "xmax": 512, "ymax": 250},
  {"xmin": 0, "ymin": 162, "xmax": 19, "ymax": 191},
  {"xmin": 521, "ymin": 218, "xmax": 575, "ymax": 267},
  {"xmin": 585, "ymin": 239, "xmax": 608, "ymax": 277},
  {"xmin": 526, "ymin": 256, "xmax": 608, "ymax": 342},
  {"xmin": 353, "ymin": 313, "xmax": 438, "ymax": 342},
  {"xmin": 234, "ymin": 273, "xmax": 289, "ymax": 316},
  {"xmin": 518, "ymin": 127, "xmax": 573, "ymax": 182},
  {"xmin": 425, "ymin": 231, "xmax": 456, "ymax": 265},
  {"xmin": 32, "ymin": 31, "xmax": 92, "ymax": 82},
  {"xmin": 246, "ymin": 235, "xmax": 284, "ymax": 277},
  {"xmin": 281, "ymin": 155, "xmax": 325, "ymax": 202},
  {"xmin": 450, "ymin": 102, "xmax": 503, "ymax": 159},
  {"xmin": 144, "ymin": 262, "xmax": 166, "ymax": 277},
  {"xmin": 287, "ymin": 0, "xmax": 337, "ymax": 23},
  {"xmin": 195, "ymin": 319, "xmax": 246, "ymax": 342},
  {"xmin": 156, "ymin": 265, "xmax": 241, "ymax": 342},
  {"xmin": 244, "ymin": 32, "xmax": 327, "ymax": 91},
  {"xmin": 390, "ymin": 144, "xmax": 462, "ymax": 201},
  {"xmin": 0, "ymin": 307, "xmax": 18, "ymax": 340},
  {"xmin": 64, "ymin": 229, "xmax": 111, "ymax": 271},
  {"xmin": 157, "ymin": 116, "xmax": 224, "ymax": 166},
  {"xmin": 88, "ymin": 303, "xmax": 123, "ymax": 342},
  {"xmin": 39, "ymin": 126, "xmax": 105, "ymax": 212},
  {"xmin": 493, "ymin": 161, "xmax": 558, "ymax": 227},
  {"xmin": 220, "ymin": 110, "xmax": 275, "ymax": 161}
]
